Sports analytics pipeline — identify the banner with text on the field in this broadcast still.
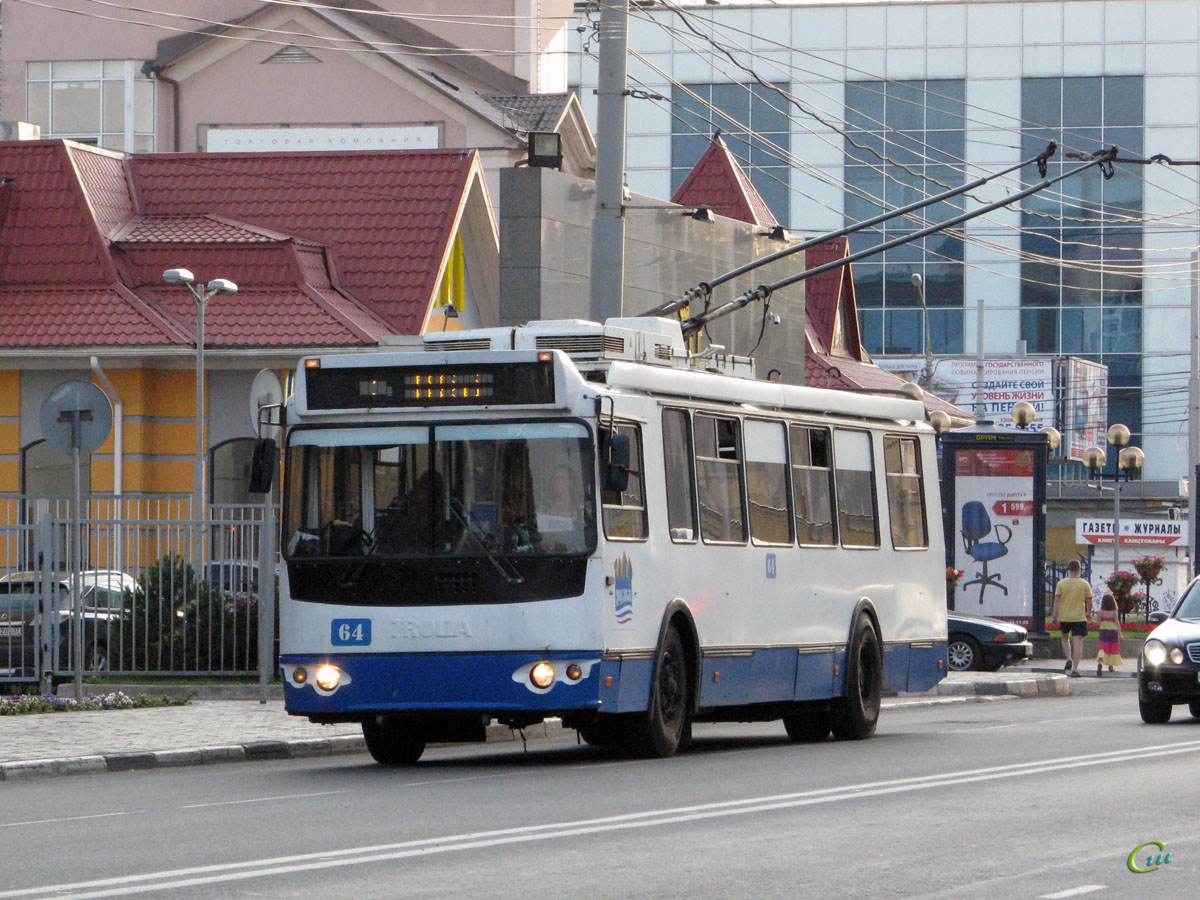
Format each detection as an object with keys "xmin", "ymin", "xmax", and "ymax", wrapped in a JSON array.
[{"xmin": 1075, "ymin": 518, "xmax": 1187, "ymax": 547}]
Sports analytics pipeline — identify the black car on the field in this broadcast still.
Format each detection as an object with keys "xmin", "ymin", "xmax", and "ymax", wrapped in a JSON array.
[
  {"xmin": 946, "ymin": 611, "xmax": 1033, "ymax": 672},
  {"xmin": 1138, "ymin": 576, "xmax": 1200, "ymax": 723}
]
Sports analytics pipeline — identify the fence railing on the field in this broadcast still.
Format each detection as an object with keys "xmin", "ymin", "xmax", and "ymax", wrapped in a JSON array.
[{"xmin": 0, "ymin": 497, "xmax": 277, "ymax": 683}]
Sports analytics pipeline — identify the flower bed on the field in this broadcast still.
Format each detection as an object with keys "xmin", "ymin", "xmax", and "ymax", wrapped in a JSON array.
[{"xmin": 0, "ymin": 691, "xmax": 190, "ymax": 715}]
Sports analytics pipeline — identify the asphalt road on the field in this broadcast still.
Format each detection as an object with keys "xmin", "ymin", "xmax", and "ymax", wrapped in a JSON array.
[{"xmin": 1, "ymin": 677, "xmax": 1195, "ymax": 900}]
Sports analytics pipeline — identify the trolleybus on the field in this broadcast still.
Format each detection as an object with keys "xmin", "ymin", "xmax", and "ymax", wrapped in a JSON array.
[{"xmin": 278, "ymin": 316, "xmax": 947, "ymax": 762}]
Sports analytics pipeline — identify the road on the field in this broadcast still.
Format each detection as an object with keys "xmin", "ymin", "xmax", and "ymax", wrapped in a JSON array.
[{"xmin": 0, "ymin": 677, "xmax": 1195, "ymax": 900}]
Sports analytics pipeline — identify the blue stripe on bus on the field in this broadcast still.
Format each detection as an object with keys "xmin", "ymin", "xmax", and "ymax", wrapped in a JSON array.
[{"xmin": 282, "ymin": 652, "xmax": 603, "ymax": 716}]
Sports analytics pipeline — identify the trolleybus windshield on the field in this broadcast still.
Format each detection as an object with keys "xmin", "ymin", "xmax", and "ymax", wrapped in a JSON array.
[{"xmin": 285, "ymin": 422, "xmax": 596, "ymax": 560}]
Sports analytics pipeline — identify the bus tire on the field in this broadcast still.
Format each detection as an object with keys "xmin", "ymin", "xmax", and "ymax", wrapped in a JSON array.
[
  {"xmin": 830, "ymin": 613, "xmax": 882, "ymax": 741},
  {"xmin": 624, "ymin": 626, "xmax": 690, "ymax": 758},
  {"xmin": 362, "ymin": 715, "xmax": 426, "ymax": 765},
  {"xmin": 782, "ymin": 704, "xmax": 831, "ymax": 742}
]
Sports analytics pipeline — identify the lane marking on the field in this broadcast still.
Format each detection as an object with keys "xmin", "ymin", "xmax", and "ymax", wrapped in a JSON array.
[
  {"xmin": 0, "ymin": 812, "xmax": 130, "ymax": 829},
  {"xmin": 1040, "ymin": 886, "xmax": 1106, "ymax": 898},
  {"xmin": 943, "ymin": 723, "xmax": 1018, "ymax": 734},
  {"xmin": 5, "ymin": 738, "xmax": 1200, "ymax": 900},
  {"xmin": 178, "ymin": 790, "xmax": 351, "ymax": 810}
]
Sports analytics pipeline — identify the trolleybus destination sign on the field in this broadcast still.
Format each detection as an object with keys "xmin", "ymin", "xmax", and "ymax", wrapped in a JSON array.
[{"xmin": 1075, "ymin": 518, "xmax": 1188, "ymax": 547}]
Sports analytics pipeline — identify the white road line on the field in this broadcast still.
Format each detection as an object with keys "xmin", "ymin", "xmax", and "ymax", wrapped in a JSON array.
[
  {"xmin": 178, "ymin": 790, "xmax": 351, "ymax": 809},
  {"xmin": 0, "ymin": 812, "xmax": 130, "ymax": 829},
  {"xmin": 1039, "ymin": 886, "xmax": 1106, "ymax": 898},
  {"xmin": 5, "ymin": 739, "xmax": 1200, "ymax": 900}
]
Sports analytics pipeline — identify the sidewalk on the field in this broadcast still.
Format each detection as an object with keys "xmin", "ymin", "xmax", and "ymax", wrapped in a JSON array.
[{"xmin": 0, "ymin": 668, "xmax": 1077, "ymax": 782}]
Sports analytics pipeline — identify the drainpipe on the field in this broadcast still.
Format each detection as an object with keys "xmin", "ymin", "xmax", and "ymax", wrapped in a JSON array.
[
  {"xmin": 141, "ymin": 61, "xmax": 180, "ymax": 152},
  {"xmin": 90, "ymin": 357, "xmax": 123, "ymax": 570}
]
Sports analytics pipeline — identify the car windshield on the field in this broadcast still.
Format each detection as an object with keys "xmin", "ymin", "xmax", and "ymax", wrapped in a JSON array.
[
  {"xmin": 1174, "ymin": 579, "xmax": 1200, "ymax": 620},
  {"xmin": 285, "ymin": 421, "xmax": 596, "ymax": 559}
]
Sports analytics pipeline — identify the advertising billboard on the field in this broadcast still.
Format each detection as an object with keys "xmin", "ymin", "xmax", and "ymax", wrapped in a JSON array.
[
  {"xmin": 877, "ymin": 357, "xmax": 1055, "ymax": 428},
  {"xmin": 1062, "ymin": 357, "xmax": 1108, "ymax": 462}
]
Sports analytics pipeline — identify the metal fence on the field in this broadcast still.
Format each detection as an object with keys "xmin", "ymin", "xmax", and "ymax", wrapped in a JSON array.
[{"xmin": 0, "ymin": 496, "xmax": 275, "ymax": 685}]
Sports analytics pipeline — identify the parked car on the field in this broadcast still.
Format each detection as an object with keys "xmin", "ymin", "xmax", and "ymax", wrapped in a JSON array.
[
  {"xmin": 1138, "ymin": 576, "xmax": 1200, "ymax": 723},
  {"xmin": 206, "ymin": 562, "xmax": 260, "ymax": 600},
  {"xmin": 0, "ymin": 570, "xmax": 136, "ymax": 679},
  {"xmin": 946, "ymin": 611, "xmax": 1033, "ymax": 672}
]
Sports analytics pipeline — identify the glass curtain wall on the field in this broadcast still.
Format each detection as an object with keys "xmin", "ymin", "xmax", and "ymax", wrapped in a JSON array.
[
  {"xmin": 1019, "ymin": 76, "xmax": 1144, "ymax": 454},
  {"xmin": 843, "ymin": 80, "xmax": 966, "ymax": 358},
  {"xmin": 26, "ymin": 60, "xmax": 155, "ymax": 152}
]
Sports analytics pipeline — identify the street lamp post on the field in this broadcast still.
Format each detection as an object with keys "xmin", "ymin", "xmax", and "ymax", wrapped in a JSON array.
[
  {"xmin": 1083, "ymin": 423, "xmax": 1145, "ymax": 579},
  {"xmin": 162, "ymin": 269, "xmax": 238, "ymax": 520},
  {"xmin": 911, "ymin": 272, "xmax": 933, "ymax": 387}
]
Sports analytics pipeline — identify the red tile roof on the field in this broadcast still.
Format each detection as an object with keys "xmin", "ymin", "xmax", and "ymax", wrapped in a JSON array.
[
  {"xmin": 0, "ymin": 141, "xmax": 482, "ymax": 349},
  {"xmin": 671, "ymin": 135, "xmax": 778, "ymax": 228}
]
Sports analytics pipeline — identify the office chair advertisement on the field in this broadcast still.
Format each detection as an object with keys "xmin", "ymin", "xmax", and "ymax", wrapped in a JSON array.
[{"xmin": 940, "ymin": 423, "xmax": 1050, "ymax": 629}]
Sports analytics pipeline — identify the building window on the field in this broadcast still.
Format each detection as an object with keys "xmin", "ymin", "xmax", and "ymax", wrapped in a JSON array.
[
  {"xmin": 1019, "ymin": 76, "xmax": 1143, "ymax": 444},
  {"xmin": 26, "ymin": 60, "xmax": 155, "ymax": 152},
  {"xmin": 843, "ymin": 80, "xmax": 966, "ymax": 357},
  {"xmin": 671, "ymin": 82, "xmax": 791, "ymax": 226}
]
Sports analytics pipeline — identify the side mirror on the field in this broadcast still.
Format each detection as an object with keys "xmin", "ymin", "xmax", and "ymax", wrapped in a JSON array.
[
  {"xmin": 1147, "ymin": 611, "xmax": 1168, "ymax": 627},
  {"xmin": 248, "ymin": 438, "xmax": 278, "ymax": 493},
  {"xmin": 601, "ymin": 431, "xmax": 630, "ymax": 494}
]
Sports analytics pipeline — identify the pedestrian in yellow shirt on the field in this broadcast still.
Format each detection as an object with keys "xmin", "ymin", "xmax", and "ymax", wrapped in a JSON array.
[{"xmin": 1052, "ymin": 559, "xmax": 1093, "ymax": 677}]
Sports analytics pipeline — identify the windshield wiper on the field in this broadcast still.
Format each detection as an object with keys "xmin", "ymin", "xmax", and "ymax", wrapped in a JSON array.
[{"xmin": 447, "ymin": 499, "xmax": 525, "ymax": 585}]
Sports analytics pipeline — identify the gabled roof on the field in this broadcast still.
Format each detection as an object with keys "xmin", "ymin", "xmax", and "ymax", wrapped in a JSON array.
[
  {"xmin": 0, "ymin": 140, "xmax": 495, "ymax": 351},
  {"xmin": 671, "ymin": 135, "xmax": 778, "ymax": 228}
]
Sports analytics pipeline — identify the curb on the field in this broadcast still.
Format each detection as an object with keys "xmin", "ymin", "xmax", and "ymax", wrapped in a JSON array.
[
  {"xmin": 0, "ymin": 721, "xmax": 566, "ymax": 783},
  {"xmin": 1, "ymin": 675, "xmax": 1067, "ymax": 782}
]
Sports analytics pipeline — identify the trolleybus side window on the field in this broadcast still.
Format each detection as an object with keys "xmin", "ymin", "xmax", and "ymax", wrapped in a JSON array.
[
  {"xmin": 602, "ymin": 423, "xmax": 648, "ymax": 540},
  {"xmin": 694, "ymin": 413, "xmax": 746, "ymax": 544},
  {"xmin": 884, "ymin": 435, "xmax": 928, "ymax": 549},
  {"xmin": 662, "ymin": 408, "xmax": 697, "ymax": 543},
  {"xmin": 833, "ymin": 429, "xmax": 879, "ymax": 548},
  {"xmin": 745, "ymin": 419, "xmax": 792, "ymax": 545},
  {"xmin": 789, "ymin": 424, "xmax": 836, "ymax": 546}
]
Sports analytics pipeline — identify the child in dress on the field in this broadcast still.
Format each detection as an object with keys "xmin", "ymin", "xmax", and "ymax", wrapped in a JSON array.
[{"xmin": 1096, "ymin": 592, "xmax": 1122, "ymax": 676}]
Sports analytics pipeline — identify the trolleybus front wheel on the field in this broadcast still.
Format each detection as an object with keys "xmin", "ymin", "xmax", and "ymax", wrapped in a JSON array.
[
  {"xmin": 624, "ymin": 625, "xmax": 690, "ymax": 758},
  {"xmin": 362, "ymin": 715, "xmax": 427, "ymax": 765},
  {"xmin": 829, "ymin": 613, "xmax": 882, "ymax": 741},
  {"xmin": 782, "ymin": 703, "xmax": 831, "ymax": 742}
]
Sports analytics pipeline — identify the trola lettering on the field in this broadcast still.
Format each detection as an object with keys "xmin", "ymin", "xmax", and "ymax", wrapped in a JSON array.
[{"xmin": 391, "ymin": 618, "xmax": 473, "ymax": 639}]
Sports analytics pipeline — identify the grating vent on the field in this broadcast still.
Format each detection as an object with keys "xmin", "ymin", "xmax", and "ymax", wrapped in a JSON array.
[
  {"xmin": 535, "ymin": 334, "xmax": 625, "ymax": 355},
  {"xmin": 425, "ymin": 338, "xmax": 491, "ymax": 352},
  {"xmin": 264, "ymin": 45, "xmax": 322, "ymax": 64},
  {"xmin": 654, "ymin": 344, "xmax": 673, "ymax": 361},
  {"xmin": 1188, "ymin": 642, "xmax": 1200, "ymax": 664},
  {"xmin": 434, "ymin": 572, "xmax": 482, "ymax": 595}
]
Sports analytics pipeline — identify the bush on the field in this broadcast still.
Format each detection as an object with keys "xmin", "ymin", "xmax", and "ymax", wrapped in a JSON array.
[{"xmin": 113, "ymin": 555, "xmax": 261, "ymax": 673}]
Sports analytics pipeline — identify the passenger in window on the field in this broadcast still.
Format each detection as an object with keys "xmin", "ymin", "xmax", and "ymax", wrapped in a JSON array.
[{"xmin": 537, "ymin": 464, "xmax": 585, "ymax": 552}]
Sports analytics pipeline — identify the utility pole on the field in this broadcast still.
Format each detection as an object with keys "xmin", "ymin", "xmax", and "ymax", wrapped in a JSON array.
[
  {"xmin": 589, "ymin": 0, "xmax": 629, "ymax": 323},
  {"xmin": 975, "ymin": 297, "xmax": 986, "ymax": 420},
  {"xmin": 1190, "ymin": 252, "xmax": 1199, "ymax": 576}
]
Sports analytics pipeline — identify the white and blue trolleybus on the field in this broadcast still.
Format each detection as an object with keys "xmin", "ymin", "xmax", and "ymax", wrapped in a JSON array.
[{"xmin": 279, "ymin": 317, "xmax": 948, "ymax": 763}]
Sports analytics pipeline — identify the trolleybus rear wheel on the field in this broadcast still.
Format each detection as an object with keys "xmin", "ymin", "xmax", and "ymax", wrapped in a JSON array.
[
  {"xmin": 830, "ymin": 613, "xmax": 882, "ymax": 741},
  {"xmin": 625, "ymin": 625, "xmax": 690, "ymax": 758},
  {"xmin": 362, "ymin": 715, "xmax": 427, "ymax": 765},
  {"xmin": 782, "ymin": 703, "xmax": 831, "ymax": 742}
]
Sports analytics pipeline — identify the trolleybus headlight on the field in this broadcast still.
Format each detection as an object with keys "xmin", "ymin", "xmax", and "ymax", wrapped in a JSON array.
[
  {"xmin": 314, "ymin": 664, "xmax": 342, "ymax": 692},
  {"xmin": 566, "ymin": 664, "xmax": 582, "ymax": 681},
  {"xmin": 1170, "ymin": 647, "xmax": 1185, "ymax": 665},
  {"xmin": 529, "ymin": 661, "xmax": 556, "ymax": 689},
  {"xmin": 293, "ymin": 666, "xmax": 308, "ymax": 685},
  {"xmin": 1144, "ymin": 640, "xmax": 1167, "ymax": 667}
]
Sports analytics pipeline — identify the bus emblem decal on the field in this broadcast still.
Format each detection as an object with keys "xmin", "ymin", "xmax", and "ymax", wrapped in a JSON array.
[{"xmin": 614, "ymin": 554, "xmax": 633, "ymax": 624}]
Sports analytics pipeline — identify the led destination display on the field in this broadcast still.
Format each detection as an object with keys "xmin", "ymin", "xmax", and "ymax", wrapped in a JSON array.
[{"xmin": 305, "ymin": 360, "xmax": 555, "ymax": 409}]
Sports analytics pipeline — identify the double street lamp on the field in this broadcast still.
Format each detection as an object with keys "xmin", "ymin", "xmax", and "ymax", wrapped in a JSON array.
[
  {"xmin": 1083, "ymin": 424, "xmax": 1146, "ymax": 576},
  {"xmin": 162, "ymin": 269, "xmax": 238, "ymax": 519}
]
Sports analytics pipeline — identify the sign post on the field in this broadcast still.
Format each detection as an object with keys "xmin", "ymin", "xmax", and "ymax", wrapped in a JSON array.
[{"xmin": 941, "ymin": 422, "xmax": 1050, "ymax": 632}]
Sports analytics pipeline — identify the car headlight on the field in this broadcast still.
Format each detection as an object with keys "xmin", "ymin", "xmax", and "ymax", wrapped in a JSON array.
[
  {"xmin": 1144, "ymin": 639, "xmax": 1167, "ymax": 666},
  {"xmin": 1170, "ymin": 647, "xmax": 1185, "ymax": 665},
  {"xmin": 314, "ymin": 664, "xmax": 341, "ymax": 691}
]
